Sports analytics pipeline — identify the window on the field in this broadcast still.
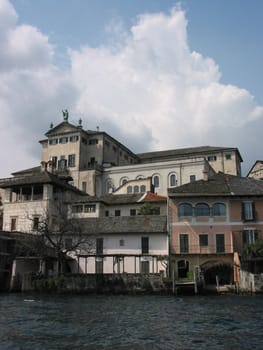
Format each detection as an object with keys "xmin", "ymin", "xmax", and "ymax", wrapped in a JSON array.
[
  {"xmin": 225, "ymin": 153, "xmax": 232, "ymax": 160},
  {"xmin": 32, "ymin": 217, "xmax": 40, "ymax": 231},
  {"xmin": 134, "ymin": 185, "xmax": 139, "ymax": 193},
  {"xmin": 11, "ymin": 217, "xmax": 17, "ymax": 231},
  {"xmin": 141, "ymin": 261, "xmax": 149, "ymax": 274},
  {"xmin": 120, "ymin": 177, "xmax": 128, "ymax": 186},
  {"xmin": 216, "ymin": 234, "xmax": 225, "ymax": 253},
  {"xmin": 59, "ymin": 137, "xmax": 68, "ymax": 144},
  {"xmin": 95, "ymin": 260, "xmax": 103, "ymax": 274},
  {"xmin": 82, "ymin": 182, "xmax": 87, "ymax": 192},
  {"xmin": 208, "ymin": 155, "xmax": 217, "ymax": 161},
  {"xmin": 96, "ymin": 238, "xmax": 103, "ymax": 255},
  {"xmin": 49, "ymin": 138, "xmax": 58, "ymax": 145},
  {"xmin": 199, "ymin": 234, "xmax": 208, "ymax": 247},
  {"xmin": 89, "ymin": 139, "xmax": 98, "ymax": 145},
  {"xmin": 51, "ymin": 156, "xmax": 57, "ymax": 168},
  {"xmin": 140, "ymin": 185, "xmax": 146, "ymax": 193},
  {"xmin": 243, "ymin": 229, "xmax": 258, "ymax": 245},
  {"xmin": 195, "ymin": 203, "xmax": 210, "ymax": 217},
  {"xmin": 115, "ymin": 210, "xmax": 121, "ymax": 216},
  {"xmin": 72, "ymin": 205, "xmax": 83, "ymax": 213},
  {"xmin": 113, "ymin": 146, "xmax": 117, "ymax": 152},
  {"xmin": 127, "ymin": 186, "xmax": 132, "ymax": 194},
  {"xmin": 180, "ymin": 234, "xmax": 189, "ymax": 253},
  {"xmin": 169, "ymin": 173, "xmax": 177, "ymax": 187},
  {"xmin": 70, "ymin": 135, "xmax": 79, "ymax": 142},
  {"xmin": 68, "ymin": 154, "xmax": 76, "ymax": 167},
  {"xmin": 84, "ymin": 204, "xmax": 96, "ymax": 213},
  {"xmin": 152, "ymin": 175, "xmax": 160, "ymax": 188},
  {"xmin": 58, "ymin": 156, "xmax": 67, "ymax": 169},
  {"xmin": 190, "ymin": 175, "xmax": 196, "ymax": 183},
  {"xmin": 65, "ymin": 238, "xmax": 72, "ymax": 250},
  {"xmin": 105, "ymin": 140, "xmax": 110, "ymax": 147},
  {"xmin": 212, "ymin": 203, "xmax": 226, "ymax": 217},
  {"xmin": 141, "ymin": 237, "xmax": 149, "ymax": 254},
  {"xmin": 119, "ymin": 239, "xmax": 125, "ymax": 247},
  {"xmin": 242, "ymin": 202, "xmax": 255, "ymax": 221},
  {"xmin": 178, "ymin": 203, "xmax": 193, "ymax": 217},
  {"xmin": 130, "ymin": 209, "xmax": 137, "ymax": 216},
  {"xmin": 105, "ymin": 210, "xmax": 109, "ymax": 217},
  {"xmin": 82, "ymin": 137, "xmax": 87, "ymax": 145}
]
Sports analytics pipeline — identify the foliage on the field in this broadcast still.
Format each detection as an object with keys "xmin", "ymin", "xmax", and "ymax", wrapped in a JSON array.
[
  {"xmin": 243, "ymin": 239, "xmax": 263, "ymax": 258},
  {"xmin": 138, "ymin": 203, "xmax": 160, "ymax": 215}
]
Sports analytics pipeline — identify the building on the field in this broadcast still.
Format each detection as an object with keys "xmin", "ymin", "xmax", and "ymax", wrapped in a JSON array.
[
  {"xmin": 247, "ymin": 160, "xmax": 263, "ymax": 180},
  {"xmin": 168, "ymin": 172, "xmax": 263, "ymax": 291},
  {"xmin": 36, "ymin": 113, "xmax": 242, "ymax": 197}
]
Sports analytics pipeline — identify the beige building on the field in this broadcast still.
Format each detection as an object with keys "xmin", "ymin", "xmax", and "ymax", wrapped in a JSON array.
[{"xmin": 35, "ymin": 115, "xmax": 243, "ymax": 197}]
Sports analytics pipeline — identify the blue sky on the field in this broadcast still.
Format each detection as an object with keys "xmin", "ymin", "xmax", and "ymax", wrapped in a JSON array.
[{"xmin": 1, "ymin": 0, "xmax": 263, "ymax": 177}]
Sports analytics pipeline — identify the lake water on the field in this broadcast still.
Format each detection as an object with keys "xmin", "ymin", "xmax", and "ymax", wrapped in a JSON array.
[{"xmin": 0, "ymin": 293, "xmax": 262, "ymax": 349}]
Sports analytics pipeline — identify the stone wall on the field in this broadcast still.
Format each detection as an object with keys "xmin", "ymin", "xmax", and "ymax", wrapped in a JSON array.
[{"xmin": 23, "ymin": 273, "xmax": 167, "ymax": 294}]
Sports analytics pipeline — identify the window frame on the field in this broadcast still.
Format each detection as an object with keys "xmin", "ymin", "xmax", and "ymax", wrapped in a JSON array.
[{"xmin": 178, "ymin": 203, "xmax": 193, "ymax": 217}]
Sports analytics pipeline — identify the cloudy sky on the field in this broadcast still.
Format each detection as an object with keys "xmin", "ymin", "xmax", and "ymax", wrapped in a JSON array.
[{"xmin": 0, "ymin": 0, "xmax": 263, "ymax": 177}]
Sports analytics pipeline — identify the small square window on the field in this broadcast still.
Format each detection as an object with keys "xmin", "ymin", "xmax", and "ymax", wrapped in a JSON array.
[
  {"xmin": 119, "ymin": 239, "xmax": 125, "ymax": 247},
  {"xmin": 115, "ymin": 210, "xmax": 121, "ymax": 217},
  {"xmin": 199, "ymin": 234, "xmax": 208, "ymax": 247},
  {"xmin": 225, "ymin": 153, "xmax": 232, "ymax": 160}
]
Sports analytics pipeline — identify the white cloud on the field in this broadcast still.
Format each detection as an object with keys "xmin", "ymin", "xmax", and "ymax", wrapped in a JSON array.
[
  {"xmin": 69, "ymin": 8, "xmax": 263, "ymax": 173},
  {"xmin": 0, "ymin": 1, "xmax": 263, "ymax": 177}
]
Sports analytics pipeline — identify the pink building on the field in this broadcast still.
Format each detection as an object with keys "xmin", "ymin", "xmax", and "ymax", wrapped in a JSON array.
[{"xmin": 168, "ymin": 172, "xmax": 263, "ymax": 291}]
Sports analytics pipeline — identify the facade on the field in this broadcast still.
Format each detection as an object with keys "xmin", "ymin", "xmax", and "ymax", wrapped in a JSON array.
[
  {"xmin": 247, "ymin": 160, "xmax": 263, "ymax": 180},
  {"xmin": 35, "ymin": 114, "xmax": 242, "ymax": 197},
  {"xmin": 168, "ymin": 172, "xmax": 263, "ymax": 290}
]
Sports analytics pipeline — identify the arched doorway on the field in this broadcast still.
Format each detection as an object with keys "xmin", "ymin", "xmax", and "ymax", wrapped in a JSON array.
[{"xmin": 201, "ymin": 261, "xmax": 233, "ymax": 285}]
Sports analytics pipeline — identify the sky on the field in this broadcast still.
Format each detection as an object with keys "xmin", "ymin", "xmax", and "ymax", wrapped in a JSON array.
[{"xmin": 0, "ymin": 0, "xmax": 263, "ymax": 178}]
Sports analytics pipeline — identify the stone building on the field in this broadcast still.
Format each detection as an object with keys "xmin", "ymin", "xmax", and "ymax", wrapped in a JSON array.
[{"xmin": 36, "ymin": 114, "xmax": 242, "ymax": 197}]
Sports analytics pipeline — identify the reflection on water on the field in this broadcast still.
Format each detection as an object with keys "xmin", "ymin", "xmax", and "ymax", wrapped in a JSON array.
[{"xmin": 0, "ymin": 294, "xmax": 262, "ymax": 349}]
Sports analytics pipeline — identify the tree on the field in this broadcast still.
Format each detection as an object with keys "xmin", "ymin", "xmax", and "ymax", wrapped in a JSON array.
[{"xmin": 29, "ymin": 198, "xmax": 94, "ymax": 275}]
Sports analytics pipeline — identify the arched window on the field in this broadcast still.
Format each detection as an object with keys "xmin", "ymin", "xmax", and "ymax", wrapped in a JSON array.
[
  {"xmin": 169, "ymin": 173, "xmax": 177, "ymax": 188},
  {"xmin": 127, "ymin": 186, "xmax": 132, "ymax": 194},
  {"xmin": 134, "ymin": 185, "xmax": 139, "ymax": 193},
  {"xmin": 178, "ymin": 203, "xmax": 193, "ymax": 217},
  {"xmin": 212, "ymin": 203, "xmax": 226, "ymax": 216},
  {"xmin": 152, "ymin": 174, "xmax": 160, "ymax": 188},
  {"xmin": 105, "ymin": 179, "xmax": 114, "ymax": 193},
  {"xmin": 195, "ymin": 203, "xmax": 210, "ymax": 217},
  {"xmin": 140, "ymin": 185, "xmax": 146, "ymax": 193},
  {"xmin": 120, "ymin": 177, "xmax": 128, "ymax": 186}
]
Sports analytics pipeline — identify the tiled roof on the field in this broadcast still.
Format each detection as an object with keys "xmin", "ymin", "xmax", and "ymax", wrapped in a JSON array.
[
  {"xmin": 137, "ymin": 146, "xmax": 243, "ymax": 162},
  {"xmin": 0, "ymin": 171, "xmax": 85, "ymax": 195},
  {"xmin": 139, "ymin": 192, "xmax": 167, "ymax": 202},
  {"xmin": 76, "ymin": 216, "xmax": 167, "ymax": 235},
  {"xmin": 168, "ymin": 172, "xmax": 263, "ymax": 197}
]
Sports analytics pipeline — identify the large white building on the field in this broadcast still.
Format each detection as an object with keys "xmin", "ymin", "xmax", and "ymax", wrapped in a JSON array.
[{"xmin": 36, "ymin": 114, "xmax": 242, "ymax": 196}]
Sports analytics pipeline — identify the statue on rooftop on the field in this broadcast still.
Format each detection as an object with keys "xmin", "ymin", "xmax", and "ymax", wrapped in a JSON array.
[{"xmin": 62, "ymin": 109, "xmax": 69, "ymax": 122}]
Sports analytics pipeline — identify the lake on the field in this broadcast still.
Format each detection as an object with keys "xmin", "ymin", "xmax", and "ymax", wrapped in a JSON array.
[{"xmin": 0, "ymin": 293, "xmax": 262, "ymax": 349}]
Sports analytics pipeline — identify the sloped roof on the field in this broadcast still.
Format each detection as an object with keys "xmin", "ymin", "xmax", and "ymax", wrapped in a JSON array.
[
  {"xmin": 138, "ymin": 192, "xmax": 167, "ymax": 202},
  {"xmin": 0, "ymin": 171, "xmax": 85, "ymax": 195},
  {"xmin": 70, "ymin": 192, "xmax": 167, "ymax": 205},
  {"xmin": 76, "ymin": 216, "xmax": 167, "ymax": 235},
  {"xmin": 168, "ymin": 172, "xmax": 263, "ymax": 197},
  {"xmin": 138, "ymin": 146, "xmax": 243, "ymax": 162},
  {"xmin": 45, "ymin": 121, "xmax": 83, "ymax": 136},
  {"xmin": 247, "ymin": 160, "xmax": 263, "ymax": 177}
]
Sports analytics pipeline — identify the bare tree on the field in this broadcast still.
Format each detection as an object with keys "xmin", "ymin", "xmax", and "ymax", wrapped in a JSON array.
[{"xmin": 29, "ymin": 198, "xmax": 94, "ymax": 275}]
